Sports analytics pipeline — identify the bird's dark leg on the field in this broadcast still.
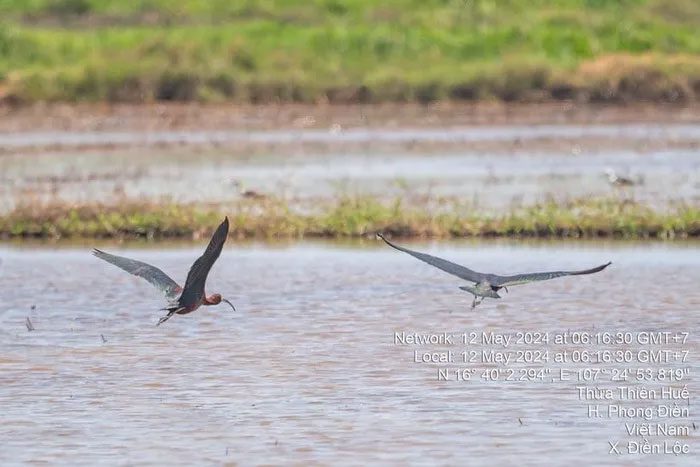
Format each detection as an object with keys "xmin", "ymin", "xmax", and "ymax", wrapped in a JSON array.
[
  {"xmin": 156, "ymin": 308, "xmax": 177, "ymax": 326},
  {"xmin": 471, "ymin": 295, "xmax": 477, "ymax": 309}
]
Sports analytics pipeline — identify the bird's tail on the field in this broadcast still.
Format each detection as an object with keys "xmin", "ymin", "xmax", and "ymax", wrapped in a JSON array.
[
  {"xmin": 160, "ymin": 297, "xmax": 185, "ymax": 313},
  {"xmin": 156, "ymin": 304, "xmax": 185, "ymax": 326}
]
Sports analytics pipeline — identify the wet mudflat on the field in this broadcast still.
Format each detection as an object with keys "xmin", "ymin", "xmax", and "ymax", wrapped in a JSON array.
[
  {"xmin": 2, "ymin": 123, "xmax": 700, "ymax": 213},
  {"xmin": 0, "ymin": 240, "xmax": 698, "ymax": 465},
  {"xmin": 3, "ymin": 123, "xmax": 700, "ymax": 149}
]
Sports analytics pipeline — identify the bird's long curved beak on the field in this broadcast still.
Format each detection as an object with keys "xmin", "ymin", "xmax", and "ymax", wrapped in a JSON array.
[{"xmin": 222, "ymin": 298, "xmax": 236, "ymax": 312}]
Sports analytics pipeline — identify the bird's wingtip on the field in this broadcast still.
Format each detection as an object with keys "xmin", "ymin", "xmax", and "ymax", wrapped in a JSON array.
[
  {"xmin": 376, "ymin": 232, "xmax": 392, "ymax": 244},
  {"xmin": 92, "ymin": 248, "xmax": 104, "ymax": 256},
  {"xmin": 219, "ymin": 216, "xmax": 230, "ymax": 235}
]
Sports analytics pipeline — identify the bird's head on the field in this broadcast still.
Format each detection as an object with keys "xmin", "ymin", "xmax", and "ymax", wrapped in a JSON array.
[{"xmin": 207, "ymin": 293, "xmax": 236, "ymax": 311}]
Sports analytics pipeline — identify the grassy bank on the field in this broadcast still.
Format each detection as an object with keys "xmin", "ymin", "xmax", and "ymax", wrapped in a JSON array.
[
  {"xmin": 1, "ymin": 197, "xmax": 698, "ymax": 240},
  {"xmin": 1, "ymin": 1, "xmax": 700, "ymax": 103}
]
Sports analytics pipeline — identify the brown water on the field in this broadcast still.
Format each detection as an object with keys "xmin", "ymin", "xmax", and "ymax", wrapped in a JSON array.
[{"xmin": 1, "ymin": 240, "xmax": 698, "ymax": 465}]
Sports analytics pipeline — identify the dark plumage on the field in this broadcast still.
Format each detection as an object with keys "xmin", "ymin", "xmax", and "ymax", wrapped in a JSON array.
[{"xmin": 94, "ymin": 217, "xmax": 235, "ymax": 325}]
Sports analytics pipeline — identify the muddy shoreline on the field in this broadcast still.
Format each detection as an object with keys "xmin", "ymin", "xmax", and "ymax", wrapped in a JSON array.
[
  {"xmin": 2, "ymin": 103, "xmax": 700, "ymax": 156},
  {"xmin": 3, "ymin": 102, "xmax": 700, "ymax": 133}
]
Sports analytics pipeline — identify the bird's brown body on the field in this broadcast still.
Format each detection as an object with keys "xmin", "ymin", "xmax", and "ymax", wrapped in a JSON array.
[
  {"xmin": 94, "ymin": 217, "xmax": 235, "ymax": 325},
  {"xmin": 176, "ymin": 294, "xmax": 226, "ymax": 314}
]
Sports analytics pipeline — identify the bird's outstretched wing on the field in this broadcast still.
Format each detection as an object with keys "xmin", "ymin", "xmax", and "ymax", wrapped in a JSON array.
[
  {"xmin": 93, "ymin": 249, "xmax": 181, "ymax": 299},
  {"xmin": 177, "ymin": 217, "xmax": 229, "ymax": 307},
  {"xmin": 377, "ymin": 234, "xmax": 492, "ymax": 283},
  {"xmin": 492, "ymin": 262, "xmax": 612, "ymax": 287},
  {"xmin": 378, "ymin": 234, "xmax": 611, "ymax": 288}
]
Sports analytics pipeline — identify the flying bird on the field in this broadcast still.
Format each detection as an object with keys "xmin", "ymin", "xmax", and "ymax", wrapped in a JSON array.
[
  {"xmin": 93, "ymin": 217, "xmax": 235, "ymax": 325},
  {"xmin": 377, "ymin": 234, "xmax": 611, "ymax": 308}
]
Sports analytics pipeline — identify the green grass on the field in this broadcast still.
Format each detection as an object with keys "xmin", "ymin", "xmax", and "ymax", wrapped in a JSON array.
[
  {"xmin": 1, "ymin": 0, "xmax": 700, "ymax": 103},
  {"xmin": 1, "ymin": 197, "xmax": 697, "ymax": 239}
]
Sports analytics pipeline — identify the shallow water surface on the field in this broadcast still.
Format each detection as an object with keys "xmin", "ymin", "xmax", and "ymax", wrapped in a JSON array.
[
  {"xmin": 3, "ymin": 123, "xmax": 700, "ymax": 148},
  {"xmin": 1, "ymin": 148, "xmax": 699, "ymax": 212},
  {"xmin": 2, "ymin": 123, "xmax": 699, "ymax": 212},
  {"xmin": 0, "ymin": 241, "xmax": 698, "ymax": 465}
]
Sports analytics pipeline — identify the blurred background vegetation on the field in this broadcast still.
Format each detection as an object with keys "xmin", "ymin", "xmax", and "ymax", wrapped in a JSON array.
[{"xmin": 1, "ymin": 0, "xmax": 699, "ymax": 103}]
